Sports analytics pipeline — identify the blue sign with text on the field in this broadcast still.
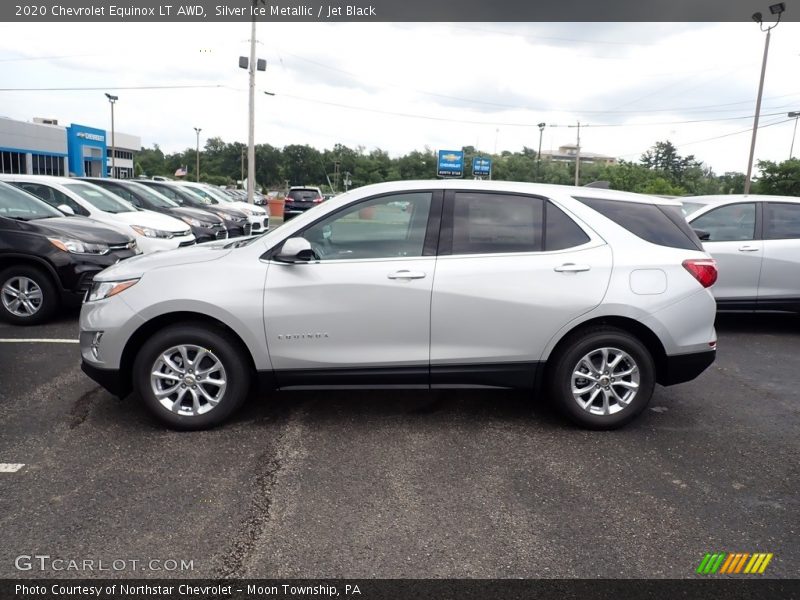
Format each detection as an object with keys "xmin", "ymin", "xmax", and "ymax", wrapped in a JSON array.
[
  {"xmin": 437, "ymin": 150, "xmax": 464, "ymax": 177},
  {"xmin": 472, "ymin": 157, "xmax": 492, "ymax": 176}
]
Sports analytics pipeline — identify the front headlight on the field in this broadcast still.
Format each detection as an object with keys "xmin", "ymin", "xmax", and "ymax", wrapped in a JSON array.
[
  {"xmin": 87, "ymin": 278, "xmax": 140, "ymax": 302},
  {"xmin": 130, "ymin": 225, "xmax": 173, "ymax": 239},
  {"xmin": 48, "ymin": 237, "xmax": 109, "ymax": 255},
  {"xmin": 180, "ymin": 216, "xmax": 203, "ymax": 228}
]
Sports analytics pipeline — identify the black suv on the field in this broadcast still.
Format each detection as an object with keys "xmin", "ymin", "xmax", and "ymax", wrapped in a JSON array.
[
  {"xmin": 284, "ymin": 186, "xmax": 324, "ymax": 219},
  {"xmin": 82, "ymin": 178, "xmax": 228, "ymax": 244},
  {"xmin": 0, "ymin": 181, "xmax": 139, "ymax": 325}
]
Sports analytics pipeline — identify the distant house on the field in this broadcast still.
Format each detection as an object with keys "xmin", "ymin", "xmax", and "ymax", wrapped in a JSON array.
[{"xmin": 541, "ymin": 144, "xmax": 618, "ymax": 166}]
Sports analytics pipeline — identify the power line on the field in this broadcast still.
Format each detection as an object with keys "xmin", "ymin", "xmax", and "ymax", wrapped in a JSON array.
[{"xmin": 0, "ymin": 84, "xmax": 225, "ymax": 91}]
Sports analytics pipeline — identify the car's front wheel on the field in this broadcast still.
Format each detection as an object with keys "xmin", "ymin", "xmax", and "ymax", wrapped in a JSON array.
[
  {"xmin": 548, "ymin": 327, "xmax": 655, "ymax": 429},
  {"xmin": 133, "ymin": 324, "xmax": 251, "ymax": 430},
  {"xmin": 0, "ymin": 266, "xmax": 58, "ymax": 325}
]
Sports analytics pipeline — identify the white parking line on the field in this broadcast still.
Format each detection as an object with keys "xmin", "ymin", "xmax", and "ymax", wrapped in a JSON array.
[
  {"xmin": 0, "ymin": 464, "xmax": 25, "ymax": 472},
  {"xmin": 0, "ymin": 338, "xmax": 78, "ymax": 344}
]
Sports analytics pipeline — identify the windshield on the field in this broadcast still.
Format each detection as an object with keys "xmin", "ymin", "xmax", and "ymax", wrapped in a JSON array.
[
  {"xmin": 63, "ymin": 182, "xmax": 137, "ymax": 214},
  {"xmin": 127, "ymin": 183, "xmax": 179, "ymax": 209},
  {"xmin": 681, "ymin": 202, "xmax": 706, "ymax": 217},
  {"xmin": 182, "ymin": 185, "xmax": 220, "ymax": 205},
  {"xmin": 0, "ymin": 182, "xmax": 63, "ymax": 220}
]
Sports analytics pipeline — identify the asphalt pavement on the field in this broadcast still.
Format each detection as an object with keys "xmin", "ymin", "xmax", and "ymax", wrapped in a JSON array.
[{"xmin": 0, "ymin": 311, "xmax": 797, "ymax": 579}]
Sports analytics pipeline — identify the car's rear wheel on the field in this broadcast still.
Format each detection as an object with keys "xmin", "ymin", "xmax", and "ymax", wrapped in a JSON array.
[
  {"xmin": 0, "ymin": 266, "xmax": 58, "ymax": 325},
  {"xmin": 133, "ymin": 324, "xmax": 250, "ymax": 430},
  {"xmin": 548, "ymin": 327, "xmax": 655, "ymax": 429}
]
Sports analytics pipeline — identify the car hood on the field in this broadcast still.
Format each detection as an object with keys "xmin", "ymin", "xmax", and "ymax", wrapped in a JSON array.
[
  {"xmin": 167, "ymin": 206, "xmax": 224, "ymax": 225},
  {"xmin": 95, "ymin": 240, "xmax": 233, "ymax": 281},
  {"xmin": 209, "ymin": 205, "xmax": 248, "ymax": 219},
  {"xmin": 224, "ymin": 200, "xmax": 268, "ymax": 215},
  {"xmin": 121, "ymin": 209, "xmax": 196, "ymax": 232},
  {"xmin": 23, "ymin": 216, "xmax": 133, "ymax": 244}
]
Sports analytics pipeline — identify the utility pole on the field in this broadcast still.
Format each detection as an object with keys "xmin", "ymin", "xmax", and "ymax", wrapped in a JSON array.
[
  {"xmin": 536, "ymin": 122, "xmax": 545, "ymax": 182},
  {"xmin": 247, "ymin": 15, "xmax": 256, "ymax": 204},
  {"xmin": 789, "ymin": 111, "xmax": 800, "ymax": 159},
  {"xmin": 193, "ymin": 127, "xmax": 202, "ymax": 182},
  {"xmin": 574, "ymin": 120, "xmax": 581, "ymax": 186}
]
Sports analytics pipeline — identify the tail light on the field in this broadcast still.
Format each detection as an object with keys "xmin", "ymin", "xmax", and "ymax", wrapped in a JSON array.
[
  {"xmin": 313, "ymin": 195, "xmax": 323, "ymax": 203},
  {"xmin": 682, "ymin": 258, "xmax": 718, "ymax": 288}
]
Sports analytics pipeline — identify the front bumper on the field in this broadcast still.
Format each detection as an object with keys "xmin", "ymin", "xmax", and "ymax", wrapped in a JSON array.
[
  {"xmin": 81, "ymin": 361, "xmax": 129, "ymax": 398},
  {"xmin": 135, "ymin": 234, "xmax": 196, "ymax": 253},
  {"xmin": 660, "ymin": 349, "xmax": 716, "ymax": 386}
]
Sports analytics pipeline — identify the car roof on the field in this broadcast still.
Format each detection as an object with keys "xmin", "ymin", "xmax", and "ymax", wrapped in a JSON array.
[
  {"xmin": 334, "ymin": 179, "xmax": 683, "ymax": 206},
  {"xmin": 681, "ymin": 194, "xmax": 800, "ymax": 205}
]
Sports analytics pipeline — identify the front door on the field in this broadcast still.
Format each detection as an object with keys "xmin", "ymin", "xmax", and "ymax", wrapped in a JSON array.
[{"xmin": 264, "ymin": 191, "xmax": 438, "ymax": 387}]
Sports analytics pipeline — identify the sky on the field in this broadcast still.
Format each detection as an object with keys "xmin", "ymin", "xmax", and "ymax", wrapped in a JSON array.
[{"xmin": 1, "ymin": 20, "xmax": 799, "ymax": 174}]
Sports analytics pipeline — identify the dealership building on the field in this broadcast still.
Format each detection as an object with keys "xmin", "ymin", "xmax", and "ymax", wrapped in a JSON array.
[{"xmin": 0, "ymin": 116, "xmax": 140, "ymax": 179}]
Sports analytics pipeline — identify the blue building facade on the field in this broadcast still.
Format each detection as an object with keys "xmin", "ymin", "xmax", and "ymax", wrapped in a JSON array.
[{"xmin": 66, "ymin": 124, "xmax": 107, "ymax": 177}]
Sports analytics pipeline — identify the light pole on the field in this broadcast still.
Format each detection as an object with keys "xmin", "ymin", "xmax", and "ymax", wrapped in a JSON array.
[
  {"xmin": 193, "ymin": 127, "xmax": 202, "ymax": 182},
  {"xmin": 536, "ymin": 122, "xmax": 545, "ymax": 182},
  {"xmin": 744, "ymin": 3, "xmax": 785, "ymax": 194},
  {"xmin": 789, "ymin": 111, "xmax": 800, "ymax": 159},
  {"xmin": 104, "ymin": 93, "xmax": 118, "ymax": 178},
  {"xmin": 239, "ymin": 16, "xmax": 267, "ymax": 204}
]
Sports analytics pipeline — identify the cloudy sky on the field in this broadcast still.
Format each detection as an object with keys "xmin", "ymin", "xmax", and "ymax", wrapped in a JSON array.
[{"xmin": 1, "ymin": 20, "xmax": 799, "ymax": 173}]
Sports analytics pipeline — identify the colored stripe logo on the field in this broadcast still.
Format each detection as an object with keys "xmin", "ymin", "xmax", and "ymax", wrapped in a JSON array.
[{"xmin": 696, "ymin": 552, "xmax": 773, "ymax": 574}]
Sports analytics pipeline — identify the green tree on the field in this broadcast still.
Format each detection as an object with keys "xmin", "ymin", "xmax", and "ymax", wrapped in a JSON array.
[{"xmin": 755, "ymin": 159, "xmax": 800, "ymax": 196}]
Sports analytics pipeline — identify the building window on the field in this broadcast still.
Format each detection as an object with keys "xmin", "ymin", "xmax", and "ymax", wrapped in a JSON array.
[
  {"xmin": 31, "ymin": 154, "xmax": 65, "ymax": 176},
  {"xmin": 1, "ymin": 151, "xmax": 26, "ymax": 174}
]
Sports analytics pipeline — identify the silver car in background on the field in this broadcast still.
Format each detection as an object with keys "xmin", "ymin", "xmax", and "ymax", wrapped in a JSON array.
[
  {"xmin": 79, "ymin": 180, "xmax": 718, "ymax": 431},
  {"xmin": 683, "ymin": 194, "xmax": 800, "ymax": 313}
]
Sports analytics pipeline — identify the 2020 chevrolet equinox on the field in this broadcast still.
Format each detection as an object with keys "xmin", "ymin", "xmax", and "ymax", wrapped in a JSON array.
[{"xmin": 79, "ymin": 180, "xmax": 718, "ymax": 430}]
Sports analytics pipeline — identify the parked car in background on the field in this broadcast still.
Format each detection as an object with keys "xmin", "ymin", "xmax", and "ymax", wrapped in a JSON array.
[
  {"xmin": 683, "ymin": 194, "xmax": 800, "ymax": 313},
  {"xmin": 0, "ymin": 181, "xmax": 138, "ymax": 324},
  {"xmin": 176, "ymin": 181, "xmax": 270, "ymax": 234},
  {"xmin": 79, "ymin": 180, "xmax": 717, "ymax": 431},
  {"xmin": 284, "ymin": 186, "xmax": 325, "ymax": 219},
  {"xmin": 0, "ymin": 175, "xmax": 195, "ymax": 253},
  {"xmin": 82, "ymin": 178, "xmax": 228, "ymax": 244},
  {"xmin": 136, "ymin": 180, "xmax": 250, "ymax": 238}
]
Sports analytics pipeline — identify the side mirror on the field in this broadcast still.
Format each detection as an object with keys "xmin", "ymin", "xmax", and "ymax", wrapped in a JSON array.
[
  {"xmin": 275, "ymin": 237, "xmax": 316, "ymax": 262},
  {"xmin": 693, "ymin": 228, "xmax": 711, "ymax": 241},
  {"xmin": 57, "ymin": 204, "xmax": 75, "ymax": 216}
]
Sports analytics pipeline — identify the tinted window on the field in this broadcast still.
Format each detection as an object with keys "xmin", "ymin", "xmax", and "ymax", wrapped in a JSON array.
[
  {"xmin": 576, "ymin": 196, "xmax": 702, "ymax": 251},
  {"xmin": 764, "ymin": 202, "xmax": 800, "ymax": 239},
  {"xmin": 302, "ymin": 192, "xmax": 432, "ymax": 260},
  {"xmin": 545, "ymin": 201, "xmax": 590, "ymax": 251},
  {"xmin": 11, "ymin": 182, "xmax": 90, "ymax": 217},
  {"xmin": 690, "ymin": 203, "xmax": 755, "ymax": 242},
  {"xmin": 288, "ymin": 189, "xmax": 322, "ymax": 201},
  {"xmin": 451, "ymin": 193, "xmax": 543, "ymax": 255}
]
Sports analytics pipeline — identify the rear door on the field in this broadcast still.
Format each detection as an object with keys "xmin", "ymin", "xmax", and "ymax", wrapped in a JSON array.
[
  {"xmin": 430, "ymin": 191, "xmax": 612, "ymax": 387},
  {"xmin": 264, "ymin": 190, "xmax": 440, "ymax": 386},
  {"xmin": 758, "ymin": 201, "xmax": 800, "ymax": 310},
  {"xmin": 689, "ymin": 202, "xmax": 762, "ymax": 307}
]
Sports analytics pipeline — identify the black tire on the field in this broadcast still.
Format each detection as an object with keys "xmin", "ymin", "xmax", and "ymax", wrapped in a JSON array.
[
  {"xmin": 132, "ymin": 323, "xmax": 251, "ymax": 430},
  {"xmin": 0, "ymin": 265, "xmax": 58, "ymax": 325},
  {"xmin": 547, "ymin": 326, "xmax": 655, "ymax": 430}
]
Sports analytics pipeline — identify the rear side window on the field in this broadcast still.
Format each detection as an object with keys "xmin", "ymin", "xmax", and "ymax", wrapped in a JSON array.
[
  {"xmin": 545, "ymin": 202, "xmax": 590, "ymax": 251},
  {"xmin": 451, "ymin": 192, "xmax": 543, "ymax": 254},
  {"xmin": 764, "ymin": 202, "xmax": 800, "ymax": 239},
  {"xmin": 575, "ymin": 196, "xmax": 702, "ymax": 251}
]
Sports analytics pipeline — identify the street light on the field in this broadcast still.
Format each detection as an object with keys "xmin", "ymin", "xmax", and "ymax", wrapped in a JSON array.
[
  {"xmin": 744, "ymin": 2, "xmax": 786, "ymax": 194},
  {"xmin": 104, "ymin": 93, "xmax": 118, "ymax": 178},
  {"xmin": 789, "ymin": 111, "xmax": 800, "ymax": 159},
  {"xmin": 536, "ymin": 122, "xmax": 546, "ymax": 182},
  {"xmin": 193, "ymin": 127, "xmax": 202, "ymax": 182}
]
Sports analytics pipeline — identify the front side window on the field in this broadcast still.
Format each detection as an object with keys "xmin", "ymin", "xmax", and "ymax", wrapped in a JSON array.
[
  {"xmin": 11, "ymin": 182, "xmax": 89, "ymax": 217},
  {"xmin": 451, "ymin": 193, "xmax": 544, "ymax": 255},
  {"xmin": 0, "ymin": 182, "xmax": 63, "ymax": 220},
  {"xmin": 690, "ymin": 203, "xmax": 756, "ymax": 242},
  {"xmin": 301, "ymin": 192, "xmax": 432, "ymax": 260},
  {"xmin": 764, "ymin": 202, "xmax": 800, "ymax": 240}
]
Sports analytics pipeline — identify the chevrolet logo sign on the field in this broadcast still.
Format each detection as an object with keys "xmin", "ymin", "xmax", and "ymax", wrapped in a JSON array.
[{"xmin": 442, "ymin": 153, "xmax": 460, "ymax": 162}]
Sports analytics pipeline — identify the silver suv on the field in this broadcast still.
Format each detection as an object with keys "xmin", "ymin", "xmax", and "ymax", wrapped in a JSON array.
[{"xmin": 79, "ymin": 181, "xmax": 718, "ymax": 430}]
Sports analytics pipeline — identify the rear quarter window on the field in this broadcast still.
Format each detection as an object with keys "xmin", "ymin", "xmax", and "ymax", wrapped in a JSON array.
[{"xmin": 575, "ymin": 196, "xmax": 703, "ymax": 251}]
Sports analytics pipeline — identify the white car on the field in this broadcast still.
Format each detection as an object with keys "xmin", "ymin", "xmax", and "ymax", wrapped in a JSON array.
[
  {"xmin": 175, "ymin": 181, "xmax": 270, "ymax": 234},
  {"xmin": 683, "ymin": 194, "xmax": 800, "ymax": 313},
  {"xmin": 80, "ymin": 180, "xmax": 717, "ymax": 431},
  {"xmin": 0, "ymin": 175, "xmax": 195, "ymax": 254}
]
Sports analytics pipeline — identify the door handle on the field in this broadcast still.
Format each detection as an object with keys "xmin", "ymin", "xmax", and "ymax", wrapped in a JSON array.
[
  {"xmin": 554, "ymin": 263, "xmax": 591, "ymax": 273},
  {"xmin": 387, "ymin": 270, "xmax": 426, "ymax": 280},
  {"xmin": 738, "ymin": 245, "xmax": 760, "ymax": 252}
]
